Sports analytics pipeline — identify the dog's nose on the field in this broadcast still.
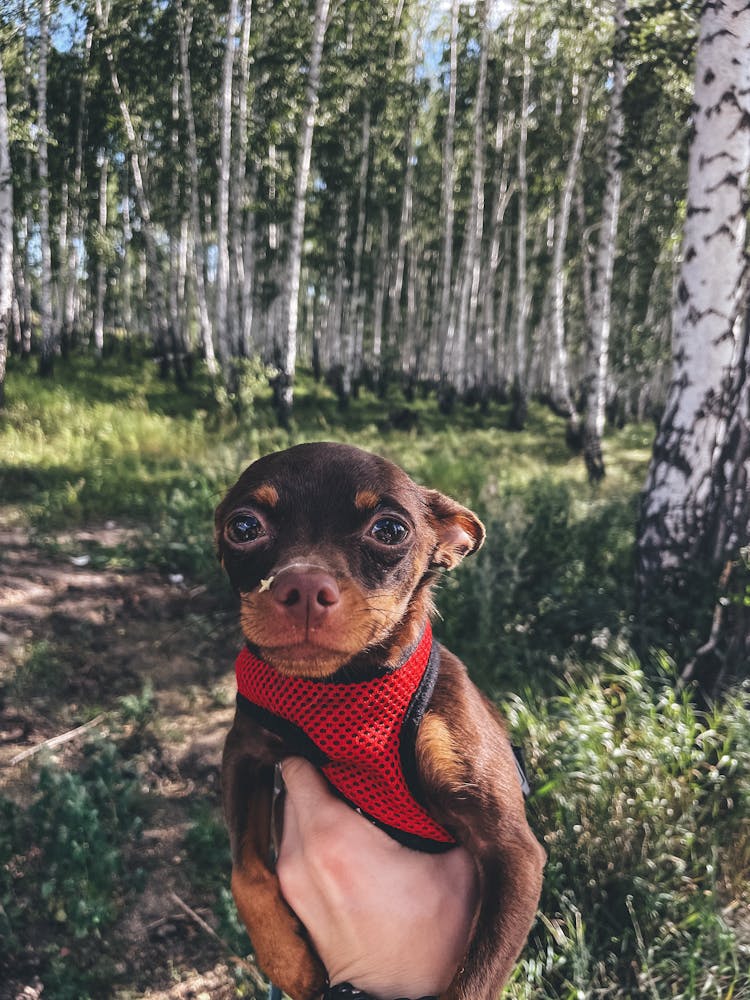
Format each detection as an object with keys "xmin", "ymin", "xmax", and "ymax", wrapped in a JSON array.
[{"xmin": 271, "ymin": 570, "xmax": 341, "ymax": 626}]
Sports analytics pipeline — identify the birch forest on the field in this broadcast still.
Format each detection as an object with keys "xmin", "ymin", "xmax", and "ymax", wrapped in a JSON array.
[
  {"xmin": 1, "ymin": 0, "xmax": 692, "ymax": 448},
  {"xmin": 2, "ymin": 3, "xmax": 750, "ymax": 998}
]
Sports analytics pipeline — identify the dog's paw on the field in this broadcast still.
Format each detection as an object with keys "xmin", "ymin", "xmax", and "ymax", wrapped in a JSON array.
[{"xmin": 259, "ymin": 937, "xmax": 326, "ymax": 1000}]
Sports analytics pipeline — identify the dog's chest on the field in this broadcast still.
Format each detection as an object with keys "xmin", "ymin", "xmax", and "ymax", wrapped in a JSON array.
[{"xmin": 235, "ymin": 623, "xmax": 456, "ymax": 851}]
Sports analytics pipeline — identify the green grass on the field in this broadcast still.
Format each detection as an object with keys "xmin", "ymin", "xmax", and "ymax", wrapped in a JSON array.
[{"xmin": 0, "ymin": 351, "xmax": 651, "ymax": 578}]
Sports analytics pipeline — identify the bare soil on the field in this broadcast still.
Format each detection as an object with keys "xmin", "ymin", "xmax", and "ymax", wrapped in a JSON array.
[{"xmin": 0, "ymin": 510, "xmax": 248, "ymax": 999}]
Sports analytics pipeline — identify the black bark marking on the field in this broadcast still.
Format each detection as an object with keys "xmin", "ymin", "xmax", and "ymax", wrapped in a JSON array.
[
  {"xmin": 703, "ymin": 221, "xmax": 736, "ymax": 242},
  {"xmin": 730, "ymin": 109, "xmax": 750, "ymax": 135},
  {"xmin": 705, "ymin": 173, "xmax": 742, "ymax": 197},
  {"xmin": 686, "ymin": 202, "xmax": 711, "ymax": 217}
]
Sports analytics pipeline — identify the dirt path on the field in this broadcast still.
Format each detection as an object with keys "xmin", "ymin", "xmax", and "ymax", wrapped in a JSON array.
[{"xmin": 0, "ymin": 511, "xmax": 248, "ymax": 999}]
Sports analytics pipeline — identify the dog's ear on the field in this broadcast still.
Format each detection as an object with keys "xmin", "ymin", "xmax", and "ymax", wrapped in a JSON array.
[{"xmin": 423, "ymin": 490, "xmax": 485, "ymax": 570}]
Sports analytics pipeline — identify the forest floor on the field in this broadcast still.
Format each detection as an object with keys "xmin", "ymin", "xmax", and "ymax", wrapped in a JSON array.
[{"xmin": 0, "ymin": 506, "xmax": 251, "ymax": 999}]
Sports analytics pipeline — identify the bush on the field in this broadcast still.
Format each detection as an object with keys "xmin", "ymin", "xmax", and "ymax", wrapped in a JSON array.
[
  {"xmin": 435, "ymin": 478, "xmax": 636, "ymax": 695},
  {"xmin": 505, "ymin": 658, "xmax": 750, "ymax": 999},
  {"xmin": 0, "ymin": 737, "xmax": 145, "ymax": 997}
]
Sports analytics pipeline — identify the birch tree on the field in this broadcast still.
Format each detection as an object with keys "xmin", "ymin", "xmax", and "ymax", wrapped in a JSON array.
[
  {"xmin": 0, "ymin": 48, "xmax": 12, "ymax": 408},
  {"xmin": 278, "ymin": 0, "xmax": 330, "ymax": 424},
  {"xmin": 548, "ymin": 75, "xmax": 592, "ymax": 432},
  {"xmin": 176, "ymin": 0, "xmax": 217, "ymax": 377},
  {"xmin": 509, "ymin": 23, "xmax": 532, "ymax": 430},
  {"xmin": 637, "ymin": 0, "xmax": 750, "ymax": 686},
  {"xmin": 93, "ymin": 0, "xmax": 180, "ymax": 382},
  {"xmin": 581, "ymin": 0, "xmax": 626, "ymax": 479},
  {"xmin": 37, "ymin": 0, "xmax": 55, "ymax": 377},
  {"xmin": 93, "ymin": 151, "xmax": 109, "ymax": 356},
  {"xmin": 215, "ymin": 0, "xmax": 240, "ymax": 374},
  {"xmin": 435, "ymin": 0, "xmax": 459, "ymax": 386},
  {"xmin": 451, "ymin": 0, "xmax": 489, "ymax": 398}
]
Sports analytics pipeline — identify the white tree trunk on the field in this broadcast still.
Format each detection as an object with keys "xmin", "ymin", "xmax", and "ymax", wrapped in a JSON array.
[
  {"xmin": 62, "ymin": 25, "xmax": 93, "ymax": 350},
  {"xmin": 121, "ymin": 169, "xmax": 133, "ymax": 336},
  {"xmin": 176, "ymin": 0, "xmax": 217, "ymax": 376},
  {"xmin": 388, "ymin": 118, "xmax": 415, "ymax": 377},
  {"xmin": 435, "ymin": 0, "xmax": 459, "ymax": 382},
  {"xmin": 371, "ymin": 205, "xmax": 389, "ymax": 376},
  {"xmin": 230, "ymin": 0, "xmax": 252, "ymax": 358},
  {"xmin": 0, "ymin": 48, "xmax": 12, "ymax": 406},
  {"xmin": 509, "ymin": 23, "xmax": 532, "ymax": 429},
  {"xmin": 638, "ymin": 0, "xmax": 750, "ymax": 583},
  {"xmin": 582, "ymin": 0, "xmax": 626, "ymax": 479},
  {"xmin": 93, "ymin": 151, "xmax": 109, "ymax": 355},
  {"xmin": 94, "ymin": 0, "xmax": 173, "ymax": 373},
  {"xmin": 279, "ymin": 0, "xmax": 330, "ymax": 421},
  {"xmin": 38, "ymin": 0, "xmax": 55, "ymax": 375},
  {"xmin": 452, "ymin": 1, "xmax": 488, "ymax": 396},
  {"xmin": 549, "ymin": 75, "xmax": 591, "ymax": 425},
  {"xmin": 346, "ymin": 102, "xmax": 371, "ymax": 395},
  {"xmin": 215, "ymin": 0, "xmax": 240, "ymax": 373},
  {"xmin": 240, "ymin": 165, "xmax": 258, "ymax": 357}
]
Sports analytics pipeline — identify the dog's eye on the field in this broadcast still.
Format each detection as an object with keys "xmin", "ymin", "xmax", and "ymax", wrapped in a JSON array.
[
  {"xmin": 226, "ymin": 513, "xmax": 265, "ymax": 545},
  {"xmin": 370, "ymin": 516, "xmax": 409, "ymax": 546}
]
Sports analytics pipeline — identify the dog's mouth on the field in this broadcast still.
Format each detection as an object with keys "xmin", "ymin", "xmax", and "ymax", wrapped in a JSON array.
[{"xmin": 250, "ymin": 638, "xmax": 358, "ymax": 678}]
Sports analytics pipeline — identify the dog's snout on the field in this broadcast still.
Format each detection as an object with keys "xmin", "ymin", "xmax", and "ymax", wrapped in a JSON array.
[{"xmin": 272, "ymin": 570, "xmax": 341, "ymax": 625}]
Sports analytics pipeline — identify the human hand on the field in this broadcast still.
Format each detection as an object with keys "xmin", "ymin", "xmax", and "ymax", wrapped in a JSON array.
[{"xmin": 276, "ymin": 757, "xmax": 479, "ymax": 1000}]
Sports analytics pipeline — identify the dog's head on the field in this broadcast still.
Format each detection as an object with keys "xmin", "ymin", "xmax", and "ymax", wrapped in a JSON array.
[{"xmin": 215, "ymin": 442, "xmax": 484, "ymax": 677}]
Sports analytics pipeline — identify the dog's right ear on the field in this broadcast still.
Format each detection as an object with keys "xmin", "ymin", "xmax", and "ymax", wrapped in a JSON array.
[{"xmin": 423, "ymin": 489, "xmax": 485, "ymax": 571}]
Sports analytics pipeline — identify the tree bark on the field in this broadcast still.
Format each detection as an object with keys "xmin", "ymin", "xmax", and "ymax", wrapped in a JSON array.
[
  {"xmin": 509, "ymin": 23, "xmax": 532, "ymax": 430},
  {"xmin": 93, "ymin": 151, "xmax": 109, "ymax": 356},
  {"xmin": 435, "ymin": 0, "xmax": 459, "ymax": 383},
  {"xmin": 37, "ymin": 0, "xmax": 55, "ymax": 377},
  {"xmin": 582, "ymin": 0, "xmax": 626, "ymax": 480},
  {"xmin": 476, "ymin": 13, "xmax": 515, "ymax": 399},
  {"xmin": 0, "ymin": 48, "xmax": 12, "ymax": 407},
  {"xmin": 94, "ymin": 0, "xmax": 178, "ymax": 380},
  {"xmin": 549, "ymin": 76, "xmax": 592, "ymax": 434},
  {"xmin": 278, "ymin": 0, "xmax": 331, "ymax": 424},
  {"xmin": 61, "ymin": 25, "xmax": 93, "ymax": 353},
  {"xmin": 450, "ymin": 1, "xmax": 488, "ymax": 398},
  {"xmin": 176, "ymin": 0, "xmax": 218, "ymax": 377},
  {"xmin": 637, "ymin": 0, "xmax": 750, "ymax": 684},
  {"xmin": 388, "ymin": 118, "xmax": 415, "ymax": 382},
  {"xmin": 231, "ymin": 0, "xmax": 253, "ymax": 360},
  {"xmin": 345, "ymin": 102, "xmax": 371, "ymax": 398},
  {"xmin": 371, "ymin": 204, "xmax": 389, "ymax": 379},
  {"xmin": 215, "ymin": 0, "xmax": 241, "ymax": 375}
]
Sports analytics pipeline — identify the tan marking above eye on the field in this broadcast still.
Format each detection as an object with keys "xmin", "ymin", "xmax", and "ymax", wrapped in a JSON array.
[
  {"xmin": 354, "ymin": 489, "xmax": 381, "ymax": 511},
  {"xmin": 251, "ymin": 484, "xmax": 280, "ymax": 507}
]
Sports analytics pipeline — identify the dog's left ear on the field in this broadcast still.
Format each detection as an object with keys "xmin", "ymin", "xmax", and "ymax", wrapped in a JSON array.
[{"xmin": 423, "ymin": 489, "xmax": 486, "ymax": 570}]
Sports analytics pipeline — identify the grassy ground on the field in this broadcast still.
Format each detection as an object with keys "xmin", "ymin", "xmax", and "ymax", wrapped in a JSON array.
[{"xmin": 0, "ymin": 353, "xmax": 748, "ymax": 999}]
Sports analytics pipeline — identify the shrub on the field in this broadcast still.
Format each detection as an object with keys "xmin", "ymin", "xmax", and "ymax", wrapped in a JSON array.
[
  {"xmin": 435, "ymin": 478, "xmax": 636, "ymax": 695},
  {"xmin": 0, "ymin": 736, "xmax": 145, "ymax": 997},
  {"xmin": 505, "ymin": 658, "xmax": 750, "ymax": 999}
]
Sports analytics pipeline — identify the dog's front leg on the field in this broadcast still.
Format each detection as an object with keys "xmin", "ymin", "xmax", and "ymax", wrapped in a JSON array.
[
  {"xmin": 231, "ymin": 831, "xmax": 326, "ymax": 999},
  {"xmin": 444, "ymin": 825, "xmax": 546, "ymax": 1000},
  {"xmin": 417, "ymin": 678, "xmax": 545, "ymax": 1000},
  {"xmin": 223, "ymin": 736, "xmax": 327, "ymax": 1000}
]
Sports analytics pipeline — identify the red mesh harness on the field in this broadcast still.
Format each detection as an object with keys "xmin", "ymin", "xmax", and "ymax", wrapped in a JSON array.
[{"xmin": 235, "ymin": 622, "xmax": 456, "ymax": 852}]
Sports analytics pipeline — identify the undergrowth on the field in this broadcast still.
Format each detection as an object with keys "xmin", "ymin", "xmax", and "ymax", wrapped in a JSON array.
[
  {"xmin": 505, "ymin": 658, "xmax": 750, "ymax": 999},
  {"xmin": 0, "ymin": 734, "xmax": 146, "ymax": 999}
]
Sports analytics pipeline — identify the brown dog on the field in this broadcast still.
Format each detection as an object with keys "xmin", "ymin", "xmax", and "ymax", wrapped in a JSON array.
[{"xmin": 216, "ymin": 442, "xmax": 545, "ymax": 1000}]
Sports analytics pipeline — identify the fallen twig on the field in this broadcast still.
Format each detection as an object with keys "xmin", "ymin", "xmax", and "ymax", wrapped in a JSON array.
[
  {"xmin": 10, "ymin": 713, "xmax": 108, "ymax": 765},
  {"xmin": 169, "ymin": 891, "xmax": 266, "ymax": 989}
]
